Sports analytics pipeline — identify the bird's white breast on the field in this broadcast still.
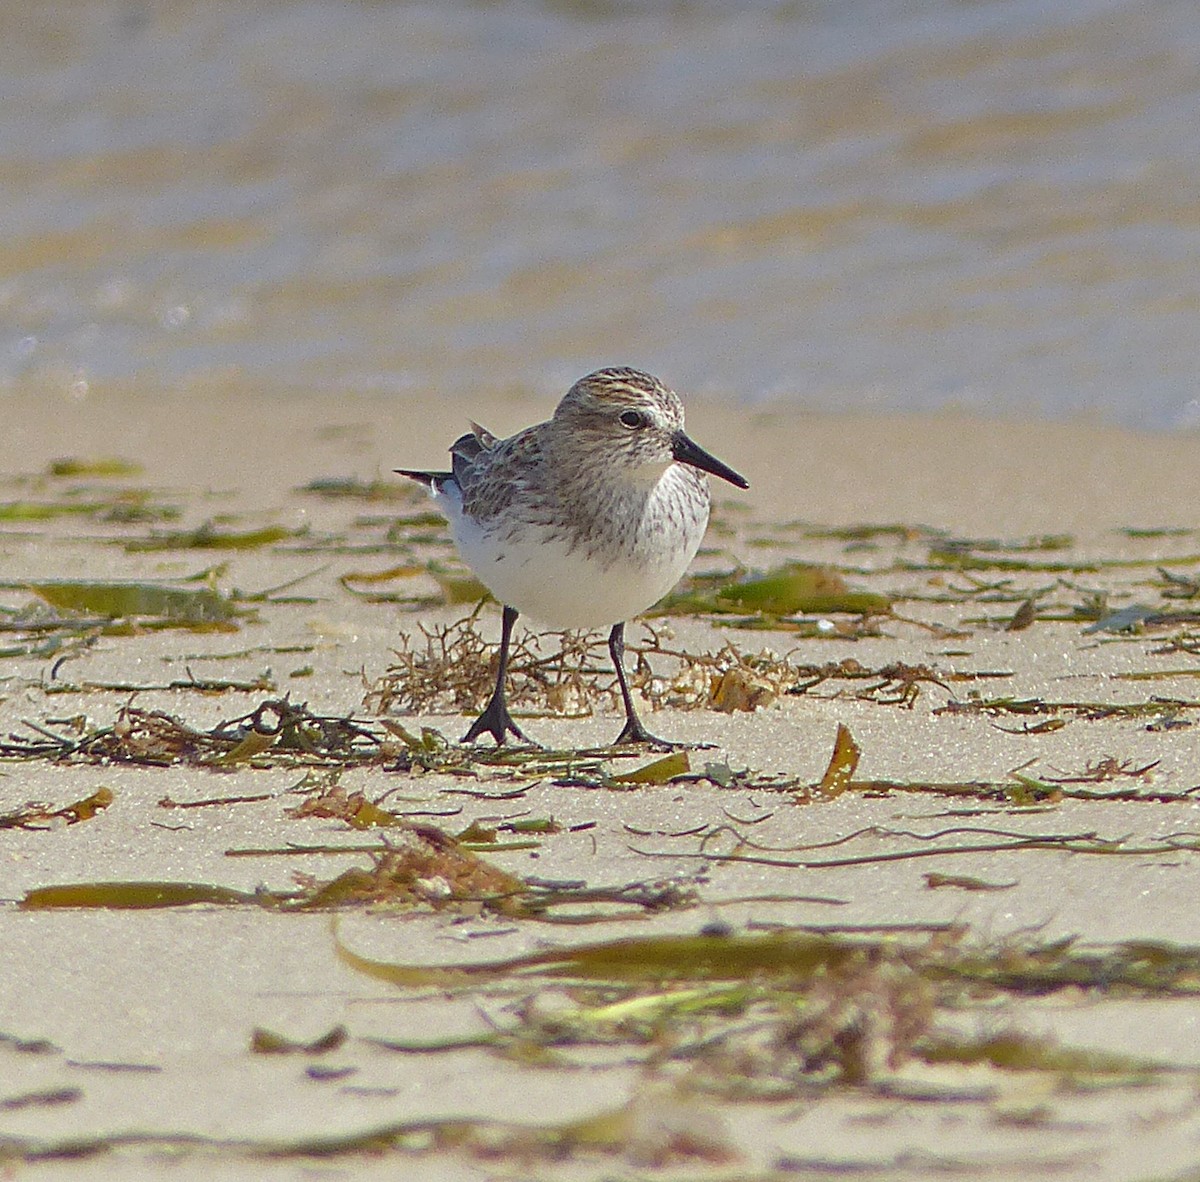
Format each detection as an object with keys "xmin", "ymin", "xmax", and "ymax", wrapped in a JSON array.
[{"xmin": 430, "ymin": 467, "xmax": 707, "ymax": 629}]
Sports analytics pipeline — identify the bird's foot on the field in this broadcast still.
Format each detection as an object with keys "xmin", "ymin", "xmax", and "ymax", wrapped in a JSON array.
[
  {"xmin": 611, "ymin": 714, "xmax": 683, "ymax": 751},
  {"xmin": 462, "ymin": 694, "xmax": 533, "ymax": 746}
]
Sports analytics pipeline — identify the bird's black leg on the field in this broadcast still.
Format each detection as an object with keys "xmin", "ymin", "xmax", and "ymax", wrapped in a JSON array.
[
  {"xmin": 463, "ymin": 604, "xmax": 532, "ymax": 745},
  {"xmin": 608, "ymin": 622, "xmax": 676, "ymax": 748}
]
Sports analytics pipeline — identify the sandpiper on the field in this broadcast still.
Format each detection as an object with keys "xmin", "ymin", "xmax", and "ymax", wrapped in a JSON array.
[{"xmin": 396, "ymin": 367, "xmax": 748, "ymax": 746}]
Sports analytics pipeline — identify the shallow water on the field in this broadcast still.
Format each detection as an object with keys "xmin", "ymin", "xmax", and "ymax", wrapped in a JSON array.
[{"xmin": 2, "ymin": 0, "xmax": 1198, "ymax": 427}]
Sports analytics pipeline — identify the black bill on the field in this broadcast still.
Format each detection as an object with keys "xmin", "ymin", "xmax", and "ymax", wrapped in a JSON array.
[{"xmin": 672, "ymin": 431, "xmax": 749, "ymax": 489}]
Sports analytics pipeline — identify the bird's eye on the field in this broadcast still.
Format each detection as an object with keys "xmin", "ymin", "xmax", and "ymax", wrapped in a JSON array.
[{"xmin": 618, "ymin": 410, "xmax": 646, "ymax": 429}]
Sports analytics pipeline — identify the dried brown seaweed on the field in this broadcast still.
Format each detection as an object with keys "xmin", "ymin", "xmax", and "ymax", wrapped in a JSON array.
[
  {"xmin": 0, "ymin": 698, "xmax": 384, "ymax": 768},
  {"xmin": 333, "ymin": 923, "xmax": 1194, "ymax": 1102},
  {"xmin": 0, "ymin": 787, "xmax": 113, "ymax": 829},
  {"xmin": 365, "ymin": 606, "xmax": 612, "ymax": 718}
]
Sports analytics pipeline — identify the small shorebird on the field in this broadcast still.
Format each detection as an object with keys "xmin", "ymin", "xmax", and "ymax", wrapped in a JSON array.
[{"xmin": 397, "ymin": 367, "xmax": 749, "ymax": 746}]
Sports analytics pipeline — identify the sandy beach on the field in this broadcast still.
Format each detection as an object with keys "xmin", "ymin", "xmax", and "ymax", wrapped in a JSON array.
[
  {"xmin": 4, "ymin": 387, "xmax": 1200, "ymax": 1180},
  {"xmin": 7, "ymin": 3, "xmax": 1200, "ymax": 1178}
]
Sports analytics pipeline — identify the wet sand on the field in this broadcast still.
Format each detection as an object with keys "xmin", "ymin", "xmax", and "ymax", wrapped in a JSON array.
[
  {"xmin": 6, "ymin": 2, "xmax": 1200, "ymax": 430},
  {"xmin": 3, "ymin": 388, "xmax": 1200, "ymax": 1180}
]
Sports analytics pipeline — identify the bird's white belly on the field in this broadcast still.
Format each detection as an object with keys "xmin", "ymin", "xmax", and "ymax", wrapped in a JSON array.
[{"xmin": 438, "ymin": 486, "xmax": 702, "ymax": 629}]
